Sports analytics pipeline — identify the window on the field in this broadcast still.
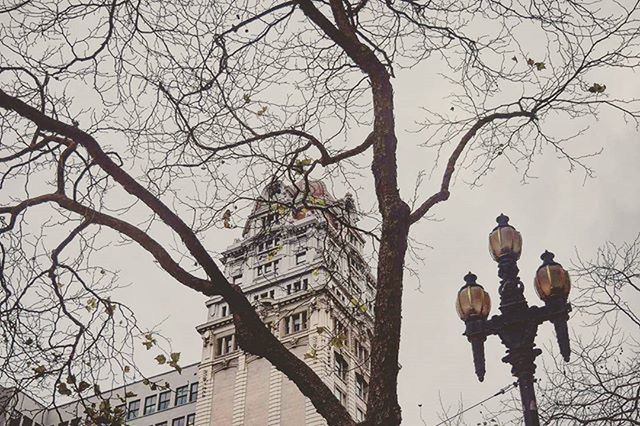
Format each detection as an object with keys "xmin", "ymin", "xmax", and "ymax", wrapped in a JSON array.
[
  {"xmin": 356, "ymin": 374, "xmax": 369, "ymax": 401},
  {"xmin": 232, "ymin": 274, "xmax": 242, "ymax": 285},
  {"xmin": 127, "ymin": 400, "xmax": 140, "ymax": 420},
  {"xmin": 144, "ymin": 395, "xmax": 157, "ymax": 415},
  {"xmin": 260, "ymin": 213, "xmax": 279, "ymax": 228},
  {"xmin": 216, "ymin": 334, "xmax": 237, "ymax": 356},
  {"xmin": 334, "ymin": 386, "xmax": 347, "ymax": 406},
  {"xmin": 69, "ymin": 419, "xmax": 80, "ymax": 426},
  {"xmin": 158, "ymin": 390, "xmax": 171, "ymax": 411},
  {"xmin": 354, "ymin": 339, "xmax": 369, "ymax": 363},
  {"xmin": 186, "ymin": 414, "xmax": 196, "ymax": 426},
  {"xmin": 284, "ymin": 311, "xmax": 308, "ymax": 335},
  {"xmin": 22, "ymin": 418, "xmax": 33, "ymax": 426},
  {"xmin": 175, "ymin": 385, "xmax": 189, "ymax": 406},
  {"xmin": 189, "ymin": 382, "xmax": 199, "ymax": 402},
  {"xmin": 356, "ymin": 408, "xmax": 365, "ymax": 421},
  {"xmin": 257, "ymin": 237, "xmax": 280, "ymax": 253},
  {"xmin": 115, "ymin": 404, "xmax": 126, "ymax": 416},
  {"xmin": 287, "ymin": 278, "xmax": 308, "ymax": 295},
  {"xmin": 221, "ymin": 305, "xmax": 227, "ymax": 316},
  {"xmin": 333, "ymin": 318, "xmax": 349, "ymax": 344},
  {"xmin": 334, "ymin": 352, "xmax": 348, "ymax": 382},
  {"xmin": 156, "ymin": 423, "xmax": 168, "ymax": 426},
  {"xmin": 256, "ymin": 259, "xmax": 279, "ymax": 276},
  {"xmin": 172, "ymin": 417, "xmax": 185, "ymax": 426},
  {"xmin": 295, "ymin": 251, "xmax": 306, "ymax": 264}
]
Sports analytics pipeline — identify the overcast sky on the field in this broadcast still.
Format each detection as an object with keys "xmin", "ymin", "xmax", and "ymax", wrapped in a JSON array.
[{"xmin": 4, "ymin": 3, "xmax": 640, "ymax": 424}]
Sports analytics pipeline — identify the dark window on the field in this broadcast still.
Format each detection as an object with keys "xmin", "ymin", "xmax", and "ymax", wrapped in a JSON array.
[
  {"xmin": 186, "ymin": 414, "xmax": 196, "ymax": 426},
  {"xmin": 172, "ymin": 417, "xmax": 185, "ymax": 426},
  {"xmin": 216, "ymin": 334, "xmax": 237, "ymax": 356},
  {"xmin": 258, "ymin": 237, "xmax": 280, "ymax": 253},
  {"xmin": 115, "ymin": 404, "xmax": 126, "ymax": 416},
  {"xmin": 22, "ymin": 417, "xmax": 33, "ymax": 426},
  {"xmin": 144, "ymin": 394, "xmax": 157, "ymax": 415},
  {"xmin": 290, "ymin": 278, "xmax": 309, "ymax": 292},
  {"xmin": 257, "ymin": 260, "xmax": 279, "ymax": 276},
  {"xmin": 260, "ymin": 213, "xmax": 279, "ymax": 228},
  {"xmin": 355, "ymin": 339, "xmax": 370, "ymax": 363},
  {"xmin": 334, "ymin": 352, "xmax": 348, "ymax": 382},
  {"xmin": 175, "ymin": 385, "xmax": 188, "ymax": 406},
  {"xmin": 189, "ymin": 382, "xmax": 199, "ymax": 402},
  {"xmin": 127, "ymin": 400, "xmax": 140, "ymax": 420},
  {"xmin": 333, "ymin": 318, "xmax": 349, "ymax": 343},
  {"xmin": 356, "ymin": 373, "xmax": 369, "ymax": 400},
  {"xmin": 8, "ymin": 417, "xmax": 20, "ymax": 426},
  {"xmin": 334, "ymin": 386, "xmax": 347, "ymax": 405},
  {"xmin": 284, "ymin": 311, "xmax": 308, "ymax": 335},
  {"xmin": 158, "ymin": 391, "xmax": 171, "ymax": 411},
  {"xmin": 156, "ymin": 423, "xmax": 167, "ymax": 426},
  {"xmin": 69, "ymin": 419, "xmax": 80, "ymax": 426}
]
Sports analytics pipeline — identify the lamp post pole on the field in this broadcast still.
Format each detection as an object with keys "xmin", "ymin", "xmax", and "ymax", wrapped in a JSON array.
[{"xmin": 455, "ymin": 215, "xmax": 573, "ymax": 426}]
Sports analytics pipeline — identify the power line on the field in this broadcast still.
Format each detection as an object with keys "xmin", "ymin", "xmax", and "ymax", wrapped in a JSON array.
[{"xmin": 421, "ymin": 382, "xmax": 518, "ymax": 426}]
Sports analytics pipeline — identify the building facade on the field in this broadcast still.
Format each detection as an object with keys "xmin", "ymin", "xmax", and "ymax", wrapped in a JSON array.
[
  {"xmin": 1, "ymin": 181, "xmax": 375, "ymax": 426},
  {"xmin": 195, "ymin": 181, "xmax": 375, "ymax": 425},
  {"xmin": 1, "ymin": 364, "xmax": 200, "ymax": 426}
]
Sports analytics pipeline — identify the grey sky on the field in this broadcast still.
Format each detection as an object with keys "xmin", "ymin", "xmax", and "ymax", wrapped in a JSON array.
[{"xmin": 3, "ymin": 2, "xmax": 640, "ymax": 424}]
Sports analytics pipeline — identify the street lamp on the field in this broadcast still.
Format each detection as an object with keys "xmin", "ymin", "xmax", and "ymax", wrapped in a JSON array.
[{"xmin": 456, "ymin": 214, "xmax": 572, "ymax": 426}]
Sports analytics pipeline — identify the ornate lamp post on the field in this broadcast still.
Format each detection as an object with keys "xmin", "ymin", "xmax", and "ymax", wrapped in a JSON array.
[{"xmin": 455, "ymin": 214, "xmax": 572, "ymax": 426}]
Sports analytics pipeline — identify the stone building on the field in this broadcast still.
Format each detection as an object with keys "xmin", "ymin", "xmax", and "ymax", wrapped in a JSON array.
[
  {"xmin": 195, "ymin": 180, "xmax": 375, "ymax": 425},
  {"xmin": 1, "ymin": 181, "xmax": 375, "ymax": 426}
]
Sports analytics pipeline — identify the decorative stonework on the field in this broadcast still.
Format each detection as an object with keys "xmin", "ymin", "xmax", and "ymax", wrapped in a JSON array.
[
  {"xmin": 266, "ymin": 366, "xmax": 283, "ymax": 426},
  {"xmin": 231, "ymin": 355, "xmax": 248, "ymax": 426},
  {"xmin": 195, "ymin": 181, "xmax": 375, "ymax": 424}
]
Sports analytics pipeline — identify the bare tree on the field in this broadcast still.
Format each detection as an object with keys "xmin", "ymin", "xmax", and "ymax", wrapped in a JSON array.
[
  {"xmin": 1, "ymin": 1, "xmax": 640, "ymax": 424},
  {"xmin": 535, "ymin": 236, "xmax": 640, "ymax": 425}
]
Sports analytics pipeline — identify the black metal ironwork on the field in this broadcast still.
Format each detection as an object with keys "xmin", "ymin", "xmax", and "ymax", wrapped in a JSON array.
[{"xmin": 461, "ymin": 215, "xmax": 572, "ymax": 426}]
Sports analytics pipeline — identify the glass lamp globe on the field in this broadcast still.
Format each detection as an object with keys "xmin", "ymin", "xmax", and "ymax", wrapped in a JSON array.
[
  {"xmin": 488, "ymin": 214, "xmax": 522, "ymax": 261},
  {"xmin": 456, "ymin": 273, "xmax": 491, "ymax": 321},
  {"xmin": 534, "ymin": 251, "xmax": 571, "ymax": 301}
]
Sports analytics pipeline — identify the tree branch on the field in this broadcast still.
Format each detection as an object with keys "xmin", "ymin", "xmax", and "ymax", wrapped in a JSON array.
[
  {"xmin": 0, "ymin": 89, "xmax": 356, "ymax": 426},
  {"xmin": 409, "ymin": 110, "xmax": 536, "ymax": 224}
]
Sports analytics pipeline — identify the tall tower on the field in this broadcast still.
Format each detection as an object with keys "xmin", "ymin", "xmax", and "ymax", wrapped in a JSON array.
[{"xmin": 194, "ymin": 180, "xmax": 375, "ymax": 425}]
